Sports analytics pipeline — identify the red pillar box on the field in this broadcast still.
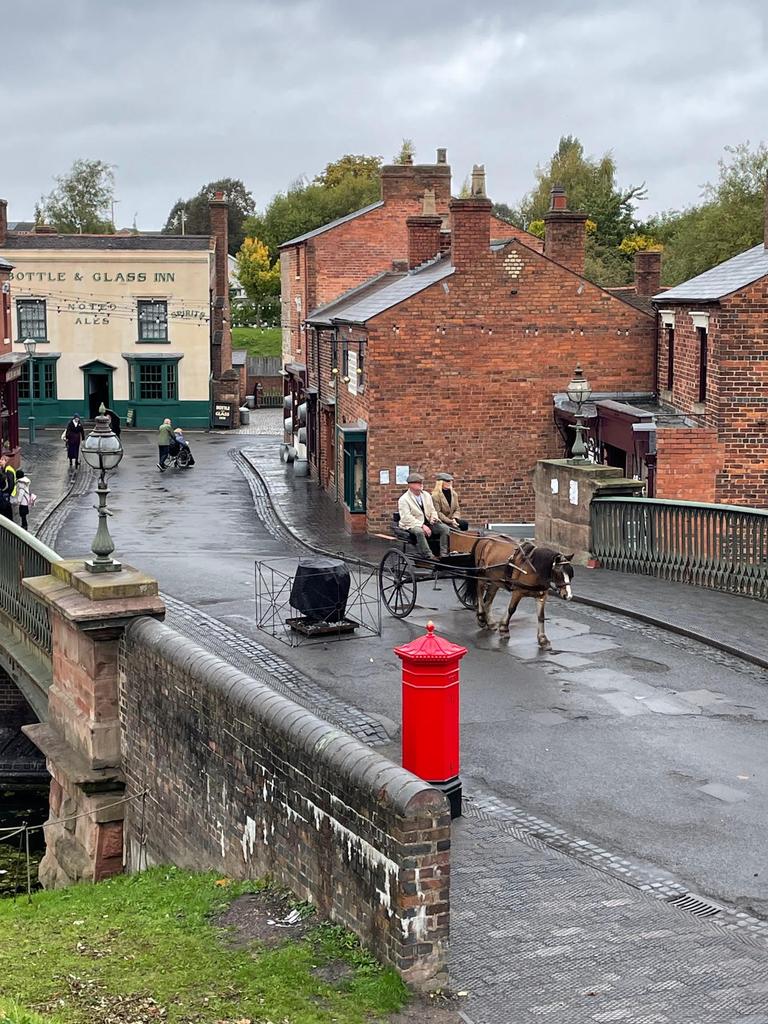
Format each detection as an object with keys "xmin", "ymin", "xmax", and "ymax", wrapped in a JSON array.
[{"xmin": 395, "ymin": 621, "xmax": 467, "ymax": 819}]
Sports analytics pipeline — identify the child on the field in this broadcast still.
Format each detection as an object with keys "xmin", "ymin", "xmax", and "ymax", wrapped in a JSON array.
[{"xmin": 15, "ymin": 470, "xmax": 36, "ymax": 531}]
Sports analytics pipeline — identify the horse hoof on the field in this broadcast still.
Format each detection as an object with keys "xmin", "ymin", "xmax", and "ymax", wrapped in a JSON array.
[
  {"xmin": 538, "ymin": 638, "xmax": 551, "ymax": 649},
  {"xmin": 499, "ymin": 630, "xmax": 509, "ymax": 640}
]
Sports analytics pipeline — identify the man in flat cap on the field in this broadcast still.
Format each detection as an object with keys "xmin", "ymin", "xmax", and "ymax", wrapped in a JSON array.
[
  {"xmin": 398, "ymin": 472, "xmax": 449, "ymax": 559},
  {"xmin": 432, "ymin": 471, "xmax": 468, "ymax": 531}
]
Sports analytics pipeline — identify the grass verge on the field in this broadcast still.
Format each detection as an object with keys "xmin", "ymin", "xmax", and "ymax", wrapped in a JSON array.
[
  {"xmin": 0, "ymin": 866, "xmax": 408, "ymax": 1024},
  {"xmin": 231, "ymin": 327, "xmax": 282, "ymax": 357}
]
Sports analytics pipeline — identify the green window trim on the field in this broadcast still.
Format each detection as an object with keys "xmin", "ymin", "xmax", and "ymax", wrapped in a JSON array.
[
  {"xmin": 17, "ymin": 356, "xmax": 59, "ymax": 402},
  {"xmin": 137, "ymin": 299, "xmax": 169, "ymax": 343},
  {"xmin": 340, "ymin": 428, "xmax": 367, "ymax": 514},
  {"xmin": 126, "ymin": 357, "xmax": 181, "ymax": 403},
  {"xmin": 16, "ymin": 299, "xmax": 48, "ymax": 342}
]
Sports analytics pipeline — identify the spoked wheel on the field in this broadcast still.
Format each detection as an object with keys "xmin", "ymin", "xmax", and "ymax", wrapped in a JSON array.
[
  {"xmin": 177, "ymin": 449, "xmax": 191, "ymax": 468},
  {"xmin": 452, "ymin": 571, "xmax": 476, "ymax": 610},
  {"xmin": 379, "ymin": 550, "xmax": 417, "ymax": 619}
]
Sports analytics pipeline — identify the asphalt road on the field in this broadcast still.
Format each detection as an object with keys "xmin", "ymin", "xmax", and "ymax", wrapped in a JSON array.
[{"xmin": 55, "ymin": 429, "xmax": 768, "ymax": 919}]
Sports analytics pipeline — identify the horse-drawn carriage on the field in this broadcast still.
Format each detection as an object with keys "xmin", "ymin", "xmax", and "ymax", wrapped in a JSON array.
[{"xmin": 377, "ymin": 514, "xmax": 575, "ymax": 648}]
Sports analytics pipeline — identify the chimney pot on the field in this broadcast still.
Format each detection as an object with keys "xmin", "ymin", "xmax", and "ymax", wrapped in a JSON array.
[
  {"xmin": 470, "ymin": 164, "xmax": 487, "ymax": 197},
  {"xmin": 549, "ymin": 184, "xmax": 568, "ymax": 212},
  {"xmin": 436, "ymin": 147, "xmax": 447, "ymax": 164},
  {"xmin": 213, "ymin": 190, "xmax": 225, "ymax": 202}
]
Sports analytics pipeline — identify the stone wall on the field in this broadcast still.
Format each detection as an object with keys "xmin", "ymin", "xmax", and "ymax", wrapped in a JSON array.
[{"xmin": 119, "ymin": 617, "xmax": 450, "ymax": 988}]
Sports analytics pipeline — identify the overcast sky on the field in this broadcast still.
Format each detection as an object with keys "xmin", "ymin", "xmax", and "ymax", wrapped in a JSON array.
[{"xmin": 3, "ymin": 0, "xmax": 767, "ymax": 230}]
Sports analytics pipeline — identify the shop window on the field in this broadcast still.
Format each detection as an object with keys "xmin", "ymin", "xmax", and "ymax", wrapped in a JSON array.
[
  {"xmin": 18, "ymin": 358, "xmax": 57, "ymax": 401},
  {"xmin": 16, "ymin": 299, "xmax": 47, "ymax": 341},
  {"xmin": 137, "ymin": 300, "xmax": 168, "ymax": 342},
  {"xmin": 342, "ymin": 432, "xmax": 367, "ymax": 513}
]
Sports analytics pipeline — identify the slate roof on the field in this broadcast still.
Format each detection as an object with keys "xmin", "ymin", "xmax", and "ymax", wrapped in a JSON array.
[
  {"xmin": 3, "ymin": 234, "xmax": 212, "ymax": 251},
  {"xmin": 0, "ymin": 256, "xmax": 13, "ymax": 270},
  {"xmin": 306, "ymin": 257, "xmax": 455, "ymax": 325},
  {"xmin": 654, "ymin": 243, "xmax": 768, "ymax": 302},
  {"xmin": 279, "ymin": 201, "xmax": 385, "ymax": 248}
]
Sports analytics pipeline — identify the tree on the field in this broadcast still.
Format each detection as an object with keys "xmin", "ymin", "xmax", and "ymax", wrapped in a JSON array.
[
  {"xmin": 243, "ymin": 153, "xmax": 383, "ymax": 260},
  {"xmin": 235, "ymin": 237, "xmax": 281, "ymax": 325},
  {"xmin": 512, "ymin": 136, "xmax": 647, "ymax": 284},
  {"xmin": 643, "ymin": 142, "xmax": 768, "ymax": 285},
  {"xmin": 36, "ymin": 158, "xmax": 115, "ymax": 233},
  {"xmin": 162, "ymin": 179, "xmax": 255, "ymax": 255},
  {"xmin": 393, "ymin": 139, "xmax": 415, "ymax": 164}
]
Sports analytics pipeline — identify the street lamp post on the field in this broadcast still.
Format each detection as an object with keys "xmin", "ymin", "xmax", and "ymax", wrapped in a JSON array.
[
  {"xmin": 23, "ymin": 338, "xmax": 37, "ymax": 443},
  {"xmin": 80, "ymin": 404, "xmax": 124, "ymax": 574},
  {"xmin": 566, "ymin": 364, "xmax": 592, "ymax": 463}
]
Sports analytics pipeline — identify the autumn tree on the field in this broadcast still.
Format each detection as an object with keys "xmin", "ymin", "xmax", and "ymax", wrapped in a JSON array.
[
  {"xmin": 36, "ymin": 158, "xmax": 115, "ymax": 233},
  {"xmin": 314, "ymin": 154, "xmax": 382, "ymax": 188},
  {"xmin": 235, "ymin": 237, "xmax": 281, "ymax": 325},
  {"xmin": 162, "ymin": 178, "xmax": 255, "ymax": 254}
]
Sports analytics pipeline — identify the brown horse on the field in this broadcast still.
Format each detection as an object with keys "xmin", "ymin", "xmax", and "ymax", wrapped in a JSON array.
[{"xmin": 451, "ymin": 531, "xmax": 574, "ymax": 648}]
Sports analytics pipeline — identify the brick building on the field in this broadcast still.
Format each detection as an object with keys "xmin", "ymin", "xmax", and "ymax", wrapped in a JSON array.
[
  {"xmin": 301, "ymin": 175, "xmax": 656, "ymax": 532},
  {"xmin": 651, "ymin": 196, "xmax": 768, "ymax": 506},
  {"xmin": 0, "ymin": 213, "xmax": 27, "ymax": 465},
  {"xmin": 279, "ymin": 151, "xmax": 542, "ymax": 408}
]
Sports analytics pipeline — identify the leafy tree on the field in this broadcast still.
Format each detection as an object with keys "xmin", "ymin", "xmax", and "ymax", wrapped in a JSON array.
[
  {"xmin": 162, "ymin": 179, "xmax": 255, "ymax": 254},
  {"xmin": 643, "ymin": 142, "xmax": 768, "ymax": 285},
  {"xmin": 235, "ymin": 237, "xmax": 281, "ymax": 325},
  {"xmin": 314, "ymin": 154, "xmax": 382, "ymax": 188},
  {"xmin": 393, "ymin": 139, "xmax": 415, "ymax": 164},
  {"xmin": 492, "ymin": 202, "xmax": 515, "ymax": 223},
  {"xmin": 36, "ymin": 158, "xmax": 115, "ymax": 233}
]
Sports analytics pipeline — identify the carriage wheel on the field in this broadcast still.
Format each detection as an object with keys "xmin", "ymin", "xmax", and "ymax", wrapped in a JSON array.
[
  {"xmin": 379, "ymin": 550, "xmax": 417, "ymax": 619},
  {"xmin": 452, "ymin": 572, "xmax": 476, "ymax": 610}
]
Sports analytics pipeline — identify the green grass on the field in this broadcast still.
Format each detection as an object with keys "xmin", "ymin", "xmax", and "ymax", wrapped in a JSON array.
[
  {"xmin": 231, "ymin": 326, "xmax": 282, "ymax": 357},
  {"xmin": 0, "ymin": 867, "xmax": 408, "ymax": 1024}
]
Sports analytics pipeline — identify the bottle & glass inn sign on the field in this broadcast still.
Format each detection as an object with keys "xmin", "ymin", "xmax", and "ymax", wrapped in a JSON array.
[{"xmin": 9, "ymin": 270, "xmax": 177, "ymax": 284}]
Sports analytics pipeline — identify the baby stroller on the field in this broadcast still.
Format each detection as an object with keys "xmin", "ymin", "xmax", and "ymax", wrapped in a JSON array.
[{"xmin": 166, "ymin": 431, "xmax": 195, "ymax": 469}]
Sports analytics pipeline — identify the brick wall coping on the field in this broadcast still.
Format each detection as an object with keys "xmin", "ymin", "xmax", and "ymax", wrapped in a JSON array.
[
  {"xmin": 592, "ymin": 495, "xmax": 768, "ymax": 517},
  {"xmin": 127, "ymin": 617, "xmax": 447, "ymax": 819}
]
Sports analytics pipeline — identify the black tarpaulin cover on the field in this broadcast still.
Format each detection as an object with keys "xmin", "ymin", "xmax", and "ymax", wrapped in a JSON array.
[{"xmin": 289, "ymin": 557, "xmax": 351, "ymax": 623}]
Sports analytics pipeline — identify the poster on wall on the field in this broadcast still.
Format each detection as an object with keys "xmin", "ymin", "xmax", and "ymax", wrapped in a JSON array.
[
  {"xmin": 347, "ymin": 351, "xmax": 358, "ymax": 394},
  {"xmin": 395, "ymin": 465, "xmax": 410, "ymax": 485},
  {"xmin": 379, "ymin": 469, "xmax": 390, "ymax": 485}
]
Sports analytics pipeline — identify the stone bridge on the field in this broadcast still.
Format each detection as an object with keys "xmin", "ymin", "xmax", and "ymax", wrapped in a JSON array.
[{"xmin": 0, "ymin": 518, "xmax": 449, "ymax": 989}]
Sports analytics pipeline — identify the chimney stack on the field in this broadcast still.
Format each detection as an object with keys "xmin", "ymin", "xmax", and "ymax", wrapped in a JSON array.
[
  {"xmin": 380, "ymin": 149, "xmax": 451, "ymax": 208},
  {"xmin": 0, "ymin": 200, "xmax": 6, "ymax": 246},
  {"xmin": 209, "ymin": 191, "xmax": 232, "ymax": 379},
  {"xmin": 449, "ymin": 165, "xmax": 492, "ymax": 272},
  {"xmin": 543, "ymin": 185, "xmax": 587, "ymax": 275},
  {"xmin": 406, "ymin": 190, "xmax": 443, "ymax": 270},
  {"xmin": 634, "ymin": 250, "xmax": 662, "ymax": 297}
]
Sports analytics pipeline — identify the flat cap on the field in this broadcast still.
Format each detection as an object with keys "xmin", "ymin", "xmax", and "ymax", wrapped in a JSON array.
[
  {"xmin": 406, "ymin": 472, "xmax": 424, "ymax": 483},
  {"xmin": 435, "ymin": 471, "xmax": 454, "ymax": 481}
]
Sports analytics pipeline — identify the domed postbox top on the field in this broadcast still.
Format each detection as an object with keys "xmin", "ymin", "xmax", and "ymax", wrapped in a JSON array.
[{"xmin": 394, "ymin": 621, "xmax": 468, "ymax": 664}]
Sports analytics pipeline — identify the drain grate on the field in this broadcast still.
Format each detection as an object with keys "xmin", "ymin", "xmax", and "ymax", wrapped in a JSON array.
[{"xmin": 667, "ymin": 892, "xmax": 722, "ymax": 918}]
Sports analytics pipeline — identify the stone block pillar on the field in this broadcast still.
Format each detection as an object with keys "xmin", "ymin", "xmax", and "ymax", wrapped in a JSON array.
[
  {"xmin": 23, "ymin": 559, "xmax": 164, "ymax": 888},
  {"xmin": 534, "ymin": 459, "xmax": 644, "ymax": 564}
]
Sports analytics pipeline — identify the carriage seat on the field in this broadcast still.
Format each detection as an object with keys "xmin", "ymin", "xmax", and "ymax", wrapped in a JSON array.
[{"xmin": 392, "ymin": 513, "xmax": 442, "ymax": 555}]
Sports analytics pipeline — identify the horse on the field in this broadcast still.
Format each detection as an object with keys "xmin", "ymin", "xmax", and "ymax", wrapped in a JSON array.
[{"xmin": 451, "ymin": 531, "xmax": 574, "ymax": 648}]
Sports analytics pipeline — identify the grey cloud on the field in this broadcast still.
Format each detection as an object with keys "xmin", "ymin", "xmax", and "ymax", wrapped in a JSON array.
[{"xmin": 2, "ymin": 0, "xmax": 766, "ymax": 229}]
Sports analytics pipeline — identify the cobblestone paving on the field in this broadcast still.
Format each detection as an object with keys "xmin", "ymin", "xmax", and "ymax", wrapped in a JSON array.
[
  {"xmin": 229, "ymin": 408, "xmax": 283, "ymax": 435},
  {"xmin": 161, "ymin": 593, "xmax": 391, "ymax": 746},
  {"xmin": 35, "ymin": 461, "xmax": 96, "ymax": 549},
  {"xmin": 451, "ymin": 812, "xmax": 768, "ymax": 1023}
]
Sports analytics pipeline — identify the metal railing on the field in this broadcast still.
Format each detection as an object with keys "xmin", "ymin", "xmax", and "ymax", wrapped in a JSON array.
[
  {"xmin": 591, "ymin": 497, "xmax": 768, "ymax": 600},
  {"xmin": 0, "ymin": 517, "xmax": 61, "ymax": 653}
]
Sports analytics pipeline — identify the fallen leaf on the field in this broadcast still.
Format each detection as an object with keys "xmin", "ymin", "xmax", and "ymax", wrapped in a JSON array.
[{"xmin": 215, "ymin": 878, "xmax": 231, "ymax": 887}]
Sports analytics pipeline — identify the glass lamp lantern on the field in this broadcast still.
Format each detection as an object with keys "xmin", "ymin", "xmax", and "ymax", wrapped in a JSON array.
[
  {"xmin": 81, "ymin": 405, "xmax": 124, "ymax": 573},
  {"xmin": 566, "ymin": 364, "xmax": 592, "ymax": 463}
]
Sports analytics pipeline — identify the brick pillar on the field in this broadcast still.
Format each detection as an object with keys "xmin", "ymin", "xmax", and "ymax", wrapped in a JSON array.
[
  {"xmin": 634, "ymin": 250, "xmax": 662, "ymax": 297},
  {"xmin": 449, "ymin": 195, "xmax": 492, "ymax": 272},
  {"xmin": 23, "ymin": 560, "xmax": 164, "ymax": 888},
  {"xmin": 544, "ymin": 186, "xmax": 588, "ymax": 275},
  {"xmin": 209, "ymin": 191, "xmax": 232, "ymax": 380},
  {"xmin": 406, "ymin": 214, "xmax": 443, "ymax": 269}
]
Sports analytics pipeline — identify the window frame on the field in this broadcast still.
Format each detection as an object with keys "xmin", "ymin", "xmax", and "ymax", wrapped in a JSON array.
[
  {"xmin": 16, "ymin": 299, "xmax": 48, "ymax": 342},
  {"xmin": 666, "ymin": 326, "xmax": 674, "ymax": 391},
  {"xmin": 126, "ymin": 358, "xmax": 180, "ymax": 403},
  {"xmin": 137, "ymin": 299, "xmax": 169, "ymax": 343},
  {"xmin": 17, "ymin": 356, "xmax": 58, "ymax": 401},
  {"xmin": 696, "ymin": 325, "xmax": 708, "ymax": 403}
]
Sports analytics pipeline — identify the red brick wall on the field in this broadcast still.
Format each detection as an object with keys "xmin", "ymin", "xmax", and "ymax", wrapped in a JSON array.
[
  {"xmin": 489, "ymin": 215, "xmax": 543, "ymax": 252},
  {"xmin": 209, "ymin": 199, "xmax": 232, "ymax": 377},
  {"xmin": 320, "ymin": 238, "xmax": 655, "ymax": 530},
  {"xmin": 658, "ymin": 304, "xmax": 719, "ymax": 421},
  {"xmin": 655, "ymin": 428, "xmax": 725, "ymax": 502},
  {"xmin": 544, "ymin": 211, "xmax": 587, "ymax": 275}
]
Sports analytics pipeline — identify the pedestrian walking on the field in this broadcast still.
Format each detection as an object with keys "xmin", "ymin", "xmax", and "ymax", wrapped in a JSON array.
[
  {"xmin": 63, "ymin": 414, "xmax": 85, "ymax": 469},
  {"xmin": 14, "ymin": 470, "xmax": 35, "ymax": 531},
  {"xmin": 157, "ymin": 417, "xmax": 174, "ymax": 471},
  {"xmin": 0, "ymin": 455, "xmax": 16, "ymax": 522}
]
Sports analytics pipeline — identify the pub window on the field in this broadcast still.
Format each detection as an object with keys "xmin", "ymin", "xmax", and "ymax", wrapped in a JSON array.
[
  {"xmin": 137, "ymin": 300, "xmax": 168, "ymax": 342},
  {"xmin": 132, "ymin": 360, "xmax": 179, "ymax": 402},
  {"xmin": 697, "ymin": 326, "xmax": 708, "ymax": 402},
  {"xmin": 18, "ymin": 358, "xmax": 57, "ymax": 401},
  {"xmin": 666, "ymin": 327, "xmax": 675, "ymax": 390},
  {"xmin": 16, "ymin": 299, "xmax": 47, "ymax": 341}
]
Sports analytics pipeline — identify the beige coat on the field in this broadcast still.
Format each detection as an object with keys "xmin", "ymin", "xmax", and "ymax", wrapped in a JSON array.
[
  {"xmin": 432, "ymin": 484, "xmax": 461, "ymax": 525},
  {"xmin": 398, "ymin": 488, "xmax": 439, "ymax": 530}
]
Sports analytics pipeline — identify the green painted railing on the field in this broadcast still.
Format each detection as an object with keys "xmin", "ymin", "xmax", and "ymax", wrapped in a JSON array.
[
  {"xmin": 0, "ymin": 517, "xmax": 61, "ymax": 654},
  {"xmin": 591, "ymin": 497, "xmax": 768, "ymax": 600}
]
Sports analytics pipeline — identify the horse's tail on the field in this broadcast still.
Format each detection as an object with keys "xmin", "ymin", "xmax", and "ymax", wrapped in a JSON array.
[{"xmin": 463, "ymin": 536, "xmax": 485, "ymax": 603}]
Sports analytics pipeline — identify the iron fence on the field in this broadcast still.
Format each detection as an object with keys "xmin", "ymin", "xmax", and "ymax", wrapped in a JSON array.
[
  {"xmin": 591, "ymin": 497, "xmax": 768, "ymax": 600},
  {"xmin": 0, "ymin": 518, "xmax": 61, "ymax": 653}
]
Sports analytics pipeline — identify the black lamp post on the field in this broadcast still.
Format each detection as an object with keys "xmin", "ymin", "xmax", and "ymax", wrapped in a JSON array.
[
  {"xmin": 80, "ymin": 405, "xmax": 124, "ymax": 573},
  {"xmin": 23, "ymin": 338, "xmax": 37, "ymax": 443},
  {"xmin": 566, "ymin": 364, "xmax": 592, "ymax": 463}
]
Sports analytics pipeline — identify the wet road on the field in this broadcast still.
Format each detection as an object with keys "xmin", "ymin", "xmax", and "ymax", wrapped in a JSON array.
[{"xmin": 55, "ymin": 430, "xmax": 768, "ymax": 917}]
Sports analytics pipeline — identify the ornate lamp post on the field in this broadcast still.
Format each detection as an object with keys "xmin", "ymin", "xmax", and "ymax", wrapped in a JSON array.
[
  {"xmin": 566, "ymin": 364, "xmax": 592, "ymax": 463},
  {"xmin": 23, "ymin": 338, "xmax": 37, "ymax": 443},
  {"xmin": 80, "ymin": 405, "xmax": 124, "ymax": 573}
]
